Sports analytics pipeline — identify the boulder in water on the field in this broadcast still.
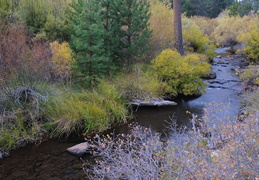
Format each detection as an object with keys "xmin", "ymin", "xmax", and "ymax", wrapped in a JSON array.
[
  {"xmin": 129, "ymin": 99, "xmax": 177, "ymax": 107},
  {"xmin": 67, "ymin": 142, "xmax": 93, "ymax": 155},
  {"xmin": 201, "ymin": 70, "xmax": 217, "ymax": 79}
]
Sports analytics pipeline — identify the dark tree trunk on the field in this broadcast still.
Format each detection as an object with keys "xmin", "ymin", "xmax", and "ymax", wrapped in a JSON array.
[{"xmin": 174, "ymin": 0, "xmax": 184, "ymax": 55}]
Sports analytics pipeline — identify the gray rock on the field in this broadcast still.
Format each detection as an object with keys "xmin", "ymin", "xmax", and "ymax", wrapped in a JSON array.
[
  {"xmin": 218, "ymin": 60, "xmax": 229, "ymax": 64},
  {"xmin": 0, "ymin": 151, "xmax": 9, "ymax": 159},
  {"xmin": 67, "ymin": 142, "xmax": 93, "ymax": 155},
  {"xmin": 129, "ymin": 99, "xmax": 177, "ymax": 107},
  {"xmin": 201, "ymin": 71, "xmax": 217, "ymax": 79}
]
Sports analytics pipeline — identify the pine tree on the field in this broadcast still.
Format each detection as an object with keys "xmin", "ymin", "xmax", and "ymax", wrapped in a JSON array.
[
  {"xmin": 103, "ymin": 0, "xmax": 151, "ymax": 68},
  {"xmin": 69, "ymin": 0, "xmax": 110, "ymax": 87}
]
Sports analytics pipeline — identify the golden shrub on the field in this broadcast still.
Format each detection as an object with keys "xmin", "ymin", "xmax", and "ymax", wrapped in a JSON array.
[
  {"xmin": 152, "ymin": 49, "xmax": 211, "ymax": 96},
  {"xmin": 148, "ymin": 0, "xmax": 175, "ymax": 57},
  {"xmin": 50, "ymin": 41, "xmax": 75, "ymax": 80}
]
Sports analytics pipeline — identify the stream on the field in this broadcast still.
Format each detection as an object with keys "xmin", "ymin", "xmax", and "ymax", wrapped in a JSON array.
[{"xmin": 0, "ymin": 48, "xmax": 245, "ymax": 180}]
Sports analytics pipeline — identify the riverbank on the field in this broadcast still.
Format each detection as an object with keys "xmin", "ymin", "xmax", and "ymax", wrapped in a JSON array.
[{"xmin": 0, "ymin": 49, "xmax": 258, "ymax": 179}]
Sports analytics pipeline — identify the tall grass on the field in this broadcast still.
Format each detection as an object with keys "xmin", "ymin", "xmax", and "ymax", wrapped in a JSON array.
[{"xmin": 44, "ymin": 81, "xmax": 128, "ymax": 137}]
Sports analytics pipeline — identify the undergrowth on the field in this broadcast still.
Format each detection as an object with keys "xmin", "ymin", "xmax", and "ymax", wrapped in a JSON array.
[
  {"xmin": 114, "ymin": 64, "xmax": 172, "ymax": 101},
  {"xmin": 0, "ymin": 73, "xmax": 50, "ymax": 150},
  {"xmin": 43, "ymin": 80, "xmax": 128, "ymax": 137}
]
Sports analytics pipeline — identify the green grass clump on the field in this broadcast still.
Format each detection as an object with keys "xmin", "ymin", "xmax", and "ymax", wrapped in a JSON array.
[
  {"xmin": 114, "ymin": 64, "xmax": 172, "ymax": 101},
  {"xmin": 44, "ymin": 81, "xmax": 128, "ymax": 137}
]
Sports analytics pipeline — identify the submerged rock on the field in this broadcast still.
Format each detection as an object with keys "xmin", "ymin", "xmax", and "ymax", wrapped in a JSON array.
[
  {"xmin": 201, "ymin": 70, "xmax": 217, "ymax": 79},
  {"xmin": 67, "ymin": 142, "xmax": 93, "ymax": 155}
]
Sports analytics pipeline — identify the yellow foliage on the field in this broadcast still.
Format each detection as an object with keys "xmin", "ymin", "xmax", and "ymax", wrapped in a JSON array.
[
  {"xmin": 213, "ymin": 15, "xmax": 253, "ymax": 46},
  {"xmin": 50, "ymin": 41, "xmax": 74, "ymax": 79},
  {"xmin": 237, "ymin": 17, "xmax": 259, "ymax": 63},
  {"xmin": 182, "ymin": 17, "xmax": 216, "ymax": 60},
  {"xmin": 152, "ymin": 49, "xmax": 211, "ymax": 96},
  {"xmin": 183, "ymin": 22, "xmax": 209, "ymax": 53},
  {"xmin": 148, "ymin": 0, "xmax": 175, "ymax": 56},
  {"xmin": 191, "ymin": 16, "xmax": 218, "ymax": 37}
]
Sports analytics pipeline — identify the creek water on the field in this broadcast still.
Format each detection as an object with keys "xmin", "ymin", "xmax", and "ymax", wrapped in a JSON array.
[{"xmin": 0, "ymin": 48, "xmax": 245, "ymax": 180}]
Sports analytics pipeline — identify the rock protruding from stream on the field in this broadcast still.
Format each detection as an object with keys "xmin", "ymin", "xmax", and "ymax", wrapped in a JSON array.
[
  {"xmin": 129, "ymin": 99, "xmax": 177, "ymax": 107},
  {"xmin": 202, "ymin": 70, "xmax": 217, "ymax": 79},
  {"xmin": 67, "ymin": 142, "xmax": 93, "ymax": 155}
]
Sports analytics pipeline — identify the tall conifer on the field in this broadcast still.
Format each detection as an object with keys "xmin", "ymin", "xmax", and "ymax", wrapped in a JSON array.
[
  {"xmin": 69, "ymin": 0, "xmax": 110, "ymax": 87},
  {"xmin": 104, "ymin": 0, "xmax": 151, "ymax": 68}
]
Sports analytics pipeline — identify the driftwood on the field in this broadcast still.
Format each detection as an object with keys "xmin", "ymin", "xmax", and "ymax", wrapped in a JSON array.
[{"xmin": 129, "ymin": 99, "xmax": 177, "ymax": 107}]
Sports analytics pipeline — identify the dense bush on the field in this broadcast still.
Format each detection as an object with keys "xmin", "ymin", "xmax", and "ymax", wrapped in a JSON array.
[
  {"xmin": 0, "ymin": 22, "xmax": 53, "ymax": 82},
  {"xmin": 152, "ymin": 49, "xmax": 211, "ymax": 96},
  {"xmin": 191, "ymin": 16, "xmax": 219, "ymax": 37},
  {"xmin": 50, "ymin": 41, "xmax": 75, "ymax": 81},
  {"xmin": 148, "ymin": 0, "xmax": 175, "ymax": 57},
  {"xmin": 213, "ymin": 15, "xmax": 253, "ymax": 47},
  {"xmin": 239, "ymin": 65, "xmax": 259, "ymax": 86},
  {"xmin": 0, "ymin": 0, "xmax": 72, "ymax": 41},
  {"xmin": 237, "ymin": 19, "xmax": 259, "ymax": 64}
]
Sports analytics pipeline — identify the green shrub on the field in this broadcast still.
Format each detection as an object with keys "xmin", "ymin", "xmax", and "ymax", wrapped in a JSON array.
[
  {"xmin": 152, "ymin": 49, "xmax": 211, "ymax": 96},
  {"xmin": 43, "ymin": 81, "xmax": 127, "ymax": 136}
]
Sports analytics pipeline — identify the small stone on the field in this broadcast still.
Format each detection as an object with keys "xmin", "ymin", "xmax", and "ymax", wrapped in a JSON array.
[
  {"xmin": 67, "ymin": 142, "xmax": 92, "ymax": 155},
  {"xmin": 201, "ymin": 71, "xmax": 217, "ymax": 79}
]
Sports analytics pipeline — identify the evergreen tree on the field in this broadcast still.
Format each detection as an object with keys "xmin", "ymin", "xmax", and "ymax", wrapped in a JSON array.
[
  {"xmin": 103, "ymin": 0, "xmax": 152, "ymax": 68},
  {"xmin": 69, "ymin": 0, "xmax": 110, "ymax": 87},
  {"xmin": 228, "ymin": 0, "xmax": 259, "ymax": 17},
  {"xmin": 179, "ymin": 0, "xmax": 234, "ymax": 18}
]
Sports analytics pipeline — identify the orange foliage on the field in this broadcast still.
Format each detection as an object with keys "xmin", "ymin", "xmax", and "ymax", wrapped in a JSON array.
[
  {"xmin": 0, "ymin": 22, "xmax": 28, "ymax": 80},
  {"xmin": 0, "ymin": 22, "xmax": 53, "ymax": 82}
]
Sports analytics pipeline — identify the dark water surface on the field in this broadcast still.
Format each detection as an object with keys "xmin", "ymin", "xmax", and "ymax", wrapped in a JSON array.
[{"xmin": 0, "ymin": 48, "xmax": 244, "ymax": 179}]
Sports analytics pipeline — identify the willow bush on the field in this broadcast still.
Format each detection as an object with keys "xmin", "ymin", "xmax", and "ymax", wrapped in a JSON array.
[
  {"xmin": 152, "ymin": 49, "xmax": 211, "ymax": 96},
  {"xmin": 237, "ymin": 19, "xmax": 259, "ymax": 64}
]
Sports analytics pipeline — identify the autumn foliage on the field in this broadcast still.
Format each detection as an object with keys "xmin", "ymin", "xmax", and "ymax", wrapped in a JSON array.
[
  {"xmin": 50, "ymin": 41, "xmax": 74, "ymax": 81},
  {"xmin": 0, "ymin": 22, "xmax": 53, "ymax": 82},
  {"xmin": 148, "ymin": 0, "xmax": 175, "ymax": 57},
  {"xmin": 152, "ymin": 49, "xmax": 211, "ymax": 96}
]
